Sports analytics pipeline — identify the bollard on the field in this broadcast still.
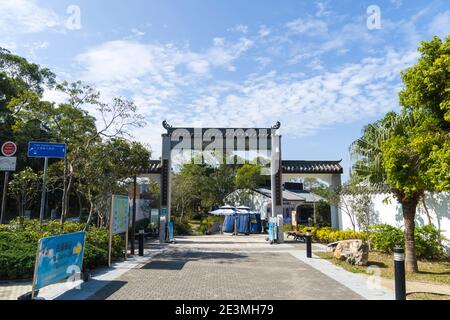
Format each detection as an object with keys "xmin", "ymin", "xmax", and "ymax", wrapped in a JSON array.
[
  {"xmin": 138, "ymin": 229, "xmax": 144, "ymax": 256},
  {"xmin": 394, "ymin": 247, "xmax": 406, "ymax": 300},
  {"xmin": 306, "ymin": 229, "xmax": 312, "ymax": 258}
]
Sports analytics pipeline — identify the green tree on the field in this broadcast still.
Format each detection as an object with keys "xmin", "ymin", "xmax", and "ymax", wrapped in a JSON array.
[
  {"xmin": 351, "ymin": 111, "xmax": 429, "ymax": 272},
  {"xmin": 12, "ymin": 81, "xmax": 145, "ymax": 224},
  {"xmin": 235, "ymin": 163, "xmax": 264, "ymax": 190},
  {"xmin": 74, "ymin": 138, "xmax": 150, "ymax": 229},
  {"xmin": 172, "ymin": 173, "xmax": 198, "ymax": 220},
  {"xmin": 399, "ymin": 35, "xmax": 450, "ymax": 191},
  {"xmin": 0, "ymin": 48, "xmax": 55, "ymax": 143},
  {"xmin": 8, "ymin": 167, "xmax": 40, "ymax": 225}
]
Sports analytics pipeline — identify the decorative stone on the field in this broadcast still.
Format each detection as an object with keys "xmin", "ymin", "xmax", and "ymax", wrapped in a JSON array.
[{"xmin": 333, "ymin": 239, "xmax": 369, "ymax": 266}]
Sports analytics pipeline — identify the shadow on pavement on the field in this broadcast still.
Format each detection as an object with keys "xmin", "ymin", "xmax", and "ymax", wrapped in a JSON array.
[
  {"xmin": 141, "ymin": 251, "xmax": 249, "ymax": 270},
  {"xmin": 54, "ymin": 279, "xmax": 128, "ymax": 300},
  {"xmin": 86, "ymin": 280, "xmax": 128, "ymax": 300},
  {"xmin": 175, "ymin": 240, "xmax": 265, "ymax": 245}
]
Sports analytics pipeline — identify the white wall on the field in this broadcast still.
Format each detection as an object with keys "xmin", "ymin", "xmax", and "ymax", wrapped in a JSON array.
[{"xmin": 340, "ymin": 192, "xmax": 450, "ymax": 242}]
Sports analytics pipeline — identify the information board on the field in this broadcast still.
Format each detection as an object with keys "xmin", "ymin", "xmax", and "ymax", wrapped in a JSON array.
[
  {"xmin": 33, "ymin": 231, "xmax": 86, "ymax": 291},
  {"xmin": 111, "ymin": 195, "xmax": 129, "ymax": 234}
]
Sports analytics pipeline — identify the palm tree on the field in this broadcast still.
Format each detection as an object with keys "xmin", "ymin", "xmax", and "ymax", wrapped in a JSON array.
[{"xmin": 351, "ymin": 111, "xmax": 423, "ymax": 272}]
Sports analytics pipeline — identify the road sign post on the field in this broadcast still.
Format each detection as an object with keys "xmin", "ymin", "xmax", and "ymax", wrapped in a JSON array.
[
  {"xmin": 0, "ymin": 141, "xmax": 17, "ymax": 224},
  {"xmin": 27, "ymin": 142, "xmax": 66, "ymax": 223},
  {"xmin": 1, "ymin": 141, "xmax": 17, "ymax": 157},
  {"xmin": 0, "ymin": 171, "xmax": 9, "ymax": 224},
  {"xmin": 39, "ymin": 157, "xmax": 49, "ymax": 223}
]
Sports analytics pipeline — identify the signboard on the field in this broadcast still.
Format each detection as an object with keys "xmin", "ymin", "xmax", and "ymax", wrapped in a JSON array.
[
  {"xmin": 275, "ymin": 170, "xmax": 282, "ymax": 206},
  {"xmin": 1, "ymin": 141, "xmax": 17, "ymax": 157},
  {"xmin": 109, "ymin": 195, "xmax": 129, "ymax": 267},
  {"xmin": 33, "ymin": 231, "xmax": 86, "ymax": 291},
  {"xmin": 150, "ymin": 209, "xmax": 159, "ymax": 224},
  {"xmin": 111, "ymin": 195, "xmax": 129, "ymax": 234},
  {"xmin": 268, "ymin": 218, "xmax": 278, "ymax": 243},
  {"xmin": 161, "ymin": 159, "xmax": 169, "ymax": 206},
  {"xmin": 27, "ymin": 141, "xmax": 66, "ymax": 158},
  {"xmin": 0, "ymin": 156, "xmax": 16, "ymax": 171}
]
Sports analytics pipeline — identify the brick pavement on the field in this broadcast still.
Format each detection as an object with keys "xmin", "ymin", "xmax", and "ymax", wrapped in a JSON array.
[{"xmin": 89, "ymin": 235, "xmax": 363, "ymax": 300}]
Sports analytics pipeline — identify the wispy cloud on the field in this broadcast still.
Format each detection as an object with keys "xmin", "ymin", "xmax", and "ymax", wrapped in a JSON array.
[
  {"xmin": 286, "ymin": 16, "xmax": 328, "ymax": 36},
  {"xmin": 228, "ymin": 24, "xmax": 249, "ymax": 34},
  {"xmin": 429, "ymin": 10, "xmax": 450, "ymax": 38},
  {"xmin": 0, "ymin": 0, "xmax": 61, "ymax": 34}
]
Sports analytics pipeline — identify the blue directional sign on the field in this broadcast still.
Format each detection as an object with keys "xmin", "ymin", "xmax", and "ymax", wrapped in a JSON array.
[{"xmin": 27, "ymin": 142, "xmax": 66, "ymax": 158}]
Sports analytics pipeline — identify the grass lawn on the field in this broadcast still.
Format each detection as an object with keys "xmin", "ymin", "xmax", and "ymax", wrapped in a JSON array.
[
  {"xmin": 407, "ymin": 293, "xmax": 450, "ymax": 300},
  {"xmin": 315, "ymin": 251, "xmax": 450, "ymax": 286}
]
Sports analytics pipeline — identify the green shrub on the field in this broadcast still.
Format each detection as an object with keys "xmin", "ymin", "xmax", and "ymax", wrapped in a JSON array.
[
  {"xmin": 174, "ymin": 220, "xmax": 193, "ymax": 236},
  {"xmin": 0, "ymin": 232, "xmax": 37, "ymax": 280},
  {"xmin": 414, "ymin": 225, "xmax": 446, "ymax": 259},
  {"xmin": 369, "ymin": 224, "xmax": 447, "ymax": 259},
  {"xmin": 292, "ymin": 226, "xmax": 368, "ymax": 243},
  {"xmin": 368, "ymin": 224, "xmax": 404, "ymax": 253},
  {"xmin": 283, "ymin": 224, "xmax": 295, "ymax": 232},
  {"xmin": 0, "ymin": 219, "xmax": 125, "ymax": 280}
]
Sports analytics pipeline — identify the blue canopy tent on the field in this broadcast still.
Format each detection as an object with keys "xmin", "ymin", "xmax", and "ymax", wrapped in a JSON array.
[
  {"xmin": 209, "ymin": 205, "xmax": 236, "ymax": 234},
  {"xmin": 221, "ymin": 206, "xmax": 262, "ymax": 235}
]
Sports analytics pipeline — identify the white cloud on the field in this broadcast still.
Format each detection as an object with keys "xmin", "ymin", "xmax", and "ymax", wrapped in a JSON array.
[
  {"xmin": 131, "ymin": 28, "xmax": 145, "ymax": 36},
  {"xmin": 286, "ymin": 16, "xmax": 328, "ymax": 36},
  {"xmin": 0, "ymin": 0, "xmax": 61, "ymax": 34},
  {"xmin": 315, "ymin": 2, "xmax": 331, "ymax": 18},
  {"xmin": 258, "ymin": 25, "xmax": 271, "ymax": 37},
  {"xmin": 390, "ymin": 0, "xmax": 402, "ymax": 9},
  {"xmin": 179, "ymin": 50, "xmax": 419, "ymax": 135},
  {"xmin": 228, "ymin": 24, "xmax": 249, "ymax": 34},
  {"xmin": 429, "ymin": 11, "xmax": 450, "ymax": 38},
  {"xmin": 70, "ymin": 10, "xmax": 426, "ymax": 157}
]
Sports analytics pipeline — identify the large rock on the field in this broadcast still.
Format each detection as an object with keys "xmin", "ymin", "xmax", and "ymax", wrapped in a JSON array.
[{"xmin": 333, "ymin": 239, "xmax": 369, "ymax": 266}]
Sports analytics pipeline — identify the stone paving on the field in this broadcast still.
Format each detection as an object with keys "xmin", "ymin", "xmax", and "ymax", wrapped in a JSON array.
[{"xmin": 89, "ymin": 235, "xmax": 364, "ymax": 300}]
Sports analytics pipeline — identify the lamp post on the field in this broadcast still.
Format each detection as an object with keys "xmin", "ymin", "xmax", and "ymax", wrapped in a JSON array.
[
  {"xmin": 306, "ymin": 229, "xmax": 312, "ymax": 258},
  {"xmin": 394, "ymin": 247, "xmax": 406, "ymax": 300}
]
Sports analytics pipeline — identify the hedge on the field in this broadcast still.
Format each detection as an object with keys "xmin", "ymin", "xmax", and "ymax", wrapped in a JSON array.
[
  {"xmin": 284, "ymin": 223, "xmax": 447, "ymax": 259},
  {"xmin": 0, "ymin": 219, "xmax": 124, "ymax": 280}
]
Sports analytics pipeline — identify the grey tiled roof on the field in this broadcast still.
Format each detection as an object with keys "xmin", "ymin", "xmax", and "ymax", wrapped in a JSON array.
[
  {"xmin": 143, "ymin": 159, "xmax": 343, "ymax": 174},
  {"xmin": 282, "ymin": 160, "xmax": 343, "ymax": 174}
]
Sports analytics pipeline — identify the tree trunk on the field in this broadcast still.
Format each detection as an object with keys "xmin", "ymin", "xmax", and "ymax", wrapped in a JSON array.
[
  {"xmin": 19, "ymin": 199, "xmax": 24, "ymax": 229},
  {"xmin": 421, "ymin": 197, "xmax": 432, "ymax": 226},
  {"xmin": 84, "ymin": 197, "xmax": 94, "ymax": 231},
  {"xmin": 76, "ymin": 191, "xmax": 83, "ymax": 220},
  {"xmin": 401, "ymin": 197, "xmax": 419, "ymax": 273},
  {"xmin": 61, "ymin": 174, "xmax": 73, "ymax": 227}
]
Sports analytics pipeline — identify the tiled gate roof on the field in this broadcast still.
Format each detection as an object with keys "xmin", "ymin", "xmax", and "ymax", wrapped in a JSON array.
[{"xmin": 144, "ymin": 159, "xmax": 342, "ymax": 174}]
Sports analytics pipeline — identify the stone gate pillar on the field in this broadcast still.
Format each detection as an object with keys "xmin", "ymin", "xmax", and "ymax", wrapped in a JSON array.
[
  {"xmin": 160, "ymin": 133, "xmax": 172, "ymax": 243},
  {"xmin": 270, "ymin": 127, "xmax": 283, "ymax": 219},
  {"xmin": 330, "ymin": 173, "xmax": 342, "ymax": 229}
]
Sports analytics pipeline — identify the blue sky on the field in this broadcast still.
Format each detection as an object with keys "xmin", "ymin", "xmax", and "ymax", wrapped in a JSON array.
[{"xmin": 1, "ymin": 0, "xmax": 450, "ymax": 180}]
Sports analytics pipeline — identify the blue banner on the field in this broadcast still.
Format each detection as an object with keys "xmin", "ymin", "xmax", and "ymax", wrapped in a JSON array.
[
  {"xmin": 268, "ymin": 221, "xmax": 277, "ymax": 242},
  {"xmin": 168, "ymin": 221, "xmax": 174, "ymax": 241},
  {"xmin": 34, "ymin": 231, "xmax": 86, "ymax": 290},
  {"xmin": 28, "ymin": 141, "xmax": 66, "ymax": 158}
]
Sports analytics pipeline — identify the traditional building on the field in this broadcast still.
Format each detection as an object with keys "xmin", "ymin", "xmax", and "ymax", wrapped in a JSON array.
[{"xmin": 140, "ymin": 159, "xmax": 343, "ymax": 228}]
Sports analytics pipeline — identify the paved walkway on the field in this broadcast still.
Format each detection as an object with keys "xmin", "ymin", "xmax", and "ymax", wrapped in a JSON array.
[
  {"xmin": 8, "ymin": 234, "xmax": 447, "ymax": 300},
  {"xmin": 87, "ymin": 235, "xmax": 381, "ymax": 300}
]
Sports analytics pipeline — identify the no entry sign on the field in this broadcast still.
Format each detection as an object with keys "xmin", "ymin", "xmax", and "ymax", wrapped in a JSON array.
[{"xmin": 1, "ymin": 141, "xmax": 17, "ymax": 157}]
